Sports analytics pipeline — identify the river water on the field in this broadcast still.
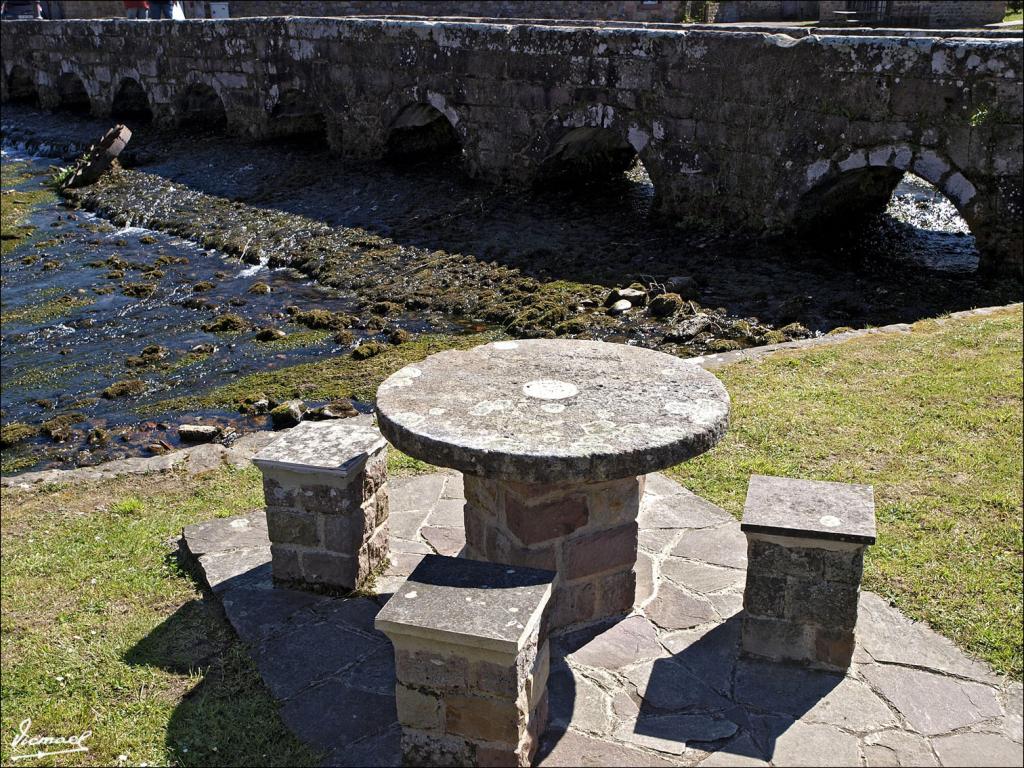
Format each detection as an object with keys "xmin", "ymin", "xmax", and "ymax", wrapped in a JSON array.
[{"xmin": 1, "ymin": 105, "xmax": 1019, "ymax": 473}]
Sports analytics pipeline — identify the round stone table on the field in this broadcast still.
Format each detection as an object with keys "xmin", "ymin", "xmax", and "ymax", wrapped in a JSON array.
[{"xmin": 376, "ymin": 338, "xmax": 730, "ymax": 628}]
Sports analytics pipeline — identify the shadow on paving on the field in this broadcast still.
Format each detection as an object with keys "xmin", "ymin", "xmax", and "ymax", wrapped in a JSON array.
[
  {"xmin": 154, "ymin": 550, "xmax": 402, "ymax": 767},
  {"xmin": 123, "ymin": 597, "xmax": 322, "ymax": 766},
  {"xmin": 639, "ymin": 616, "xmax": 843, "ymax": 762},
  {"xmin": 539, "ymin": 614, "xmax": 843, "ymax": 765}
]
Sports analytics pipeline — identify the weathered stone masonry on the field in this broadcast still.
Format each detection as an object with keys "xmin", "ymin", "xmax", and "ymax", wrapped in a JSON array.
[{"xmin": 1, "ymin": 18, "xmax": 1021, "ymax": 276}]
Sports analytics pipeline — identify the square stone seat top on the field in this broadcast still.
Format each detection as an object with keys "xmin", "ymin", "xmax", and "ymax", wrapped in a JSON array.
[
  {"xmin": 251, "ymin": 415, "xmax": 386, "ymax": 476},
  {"xmin": 375, "ymin": 555, "xmax": 556, "ymax": 654},
  {"xmin": 741, "ymin": 474, "xmax": 876, "ymax": 544},
  {"xmin": 375, "ymin": 338, "xmax": 730, "ymax": 484}
]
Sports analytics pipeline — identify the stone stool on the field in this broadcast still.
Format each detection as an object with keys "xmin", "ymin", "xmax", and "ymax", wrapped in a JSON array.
[
  {"xmin": 375, "ymin": 555, "xmax": 555, "ymax": 767},
  {"xmin": 252, "ymin": 416, "xmax": 389, "ymax": 592},
  {"xmin": 740, "ymin": 474, "xmax": 876, "ymax": 671}
]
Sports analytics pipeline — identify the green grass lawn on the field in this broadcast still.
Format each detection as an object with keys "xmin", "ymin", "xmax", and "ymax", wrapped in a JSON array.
[
  {"xmin": 0, "ymin": 466, "xmax": 319, "ymax": 767},
  {"xmin": 1003, "ymin": 8, "xmax": 1023, "ymax": 23},
  {"xmin": 1, "ymin": 306, "xmax": 1020, "ymax": 766},
  {"xmin": 670, "ymin": 305, "xmax": 1023, "ymax": 678}
]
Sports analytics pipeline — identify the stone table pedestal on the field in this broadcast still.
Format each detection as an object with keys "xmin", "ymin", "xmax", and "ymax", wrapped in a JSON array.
[
  {"xmin": 463, "ymin": 475, "xmax": 644, "ymax": 628},
  {"xmin": 377, "ymin": 339, "xmax": 730, "ymax": 630}
]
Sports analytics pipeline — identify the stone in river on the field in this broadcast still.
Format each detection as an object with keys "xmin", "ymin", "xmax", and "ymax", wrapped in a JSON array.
[
  {"xmin": 179, "ymin": 424, "xmax": 221, "ymax": 443},
  {"xmin": 270, "ymin": 400, "xmax": 306, "ymax": 428},
  {"xmin": 256, "ymin": 327, "xmax": 287, "ymax": 342},
  {"xmin": 649, "ymin": 293, "xmax": 683, "ymax": 318},
  {"xmin": 607, "ymin": 299, "xmax": 632, "ymax": 316}
]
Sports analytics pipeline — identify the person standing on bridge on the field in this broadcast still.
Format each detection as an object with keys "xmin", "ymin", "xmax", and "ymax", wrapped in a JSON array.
[
  {"xmin": 148, "ymin": 0, "xmax": 178, "ymax": 18},
  {"xmin": 123, "ymin": 0, "xmax": 149, "ymax": 19}
]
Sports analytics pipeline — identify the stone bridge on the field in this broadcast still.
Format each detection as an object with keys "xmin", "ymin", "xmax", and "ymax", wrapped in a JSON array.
[{"xmin": 1, "ymin": 17, "xmax": 1021, "ymax": 276}]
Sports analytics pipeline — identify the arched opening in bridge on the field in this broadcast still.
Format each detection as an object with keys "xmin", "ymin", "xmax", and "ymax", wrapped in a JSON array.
[
  {"xmin": 537, "ymin": 127, "xmax": 655, "ymax": 207},
  {"xmin": 56, "ymin": 72, "xmax": 90, "ymax": 114},
  {"xmin": 797, "ymin": 166, "xmax": 978, "ymax": 271},
  {"xmin": 176, "ymin": 83, "xmax": 227, "ymax": 132},
  {"xmin": 268, "ymin": 88, "xmax": 326, "ymax": 143},
  {"xmin": 6, "ymin": 66, "xmax": 38, "ymax": 106},
  {"xmin": 385, "ymin": 103, "xmax": 461, "ymax": 159},
  {"xmin": 111, "ymin": 77, "xmax": 152, "ymax": 123}
]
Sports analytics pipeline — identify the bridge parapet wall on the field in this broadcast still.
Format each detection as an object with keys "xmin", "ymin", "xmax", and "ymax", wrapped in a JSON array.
[{"xmin": 1, "ymin": 18, "xmax": 1020, "ymax": 275}]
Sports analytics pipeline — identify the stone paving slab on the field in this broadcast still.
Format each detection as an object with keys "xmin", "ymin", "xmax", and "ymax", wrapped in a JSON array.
[{"xmin": 180, "ymin": 470, "xmax": 1023, "ymax": 768}]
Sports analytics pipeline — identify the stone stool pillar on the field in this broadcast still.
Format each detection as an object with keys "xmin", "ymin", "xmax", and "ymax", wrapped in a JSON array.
[
  {"xmin": 740, "ymin": 474, "xmax": 876, "ymax": 671},
  {"xmin": 375, "ymin": 555, "xmax": 555, "ymax": 767},
  {"xmin": 252, "ymin": 416, "xmax": 389, "ymax": 592},
  {"xmin": 463, "ymin": 474, "xmax": 643, "ymax": 630}
]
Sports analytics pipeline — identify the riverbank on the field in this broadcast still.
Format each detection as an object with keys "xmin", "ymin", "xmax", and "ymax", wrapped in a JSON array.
[{"xmin": 2, "ymin": 105, "xmax": 1021, "ymax": 478}]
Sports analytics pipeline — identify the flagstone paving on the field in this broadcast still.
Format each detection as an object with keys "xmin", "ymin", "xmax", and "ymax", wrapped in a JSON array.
[{"xmin": 181, "ymin": 471, "xmax": 1023, "ymax": 767}]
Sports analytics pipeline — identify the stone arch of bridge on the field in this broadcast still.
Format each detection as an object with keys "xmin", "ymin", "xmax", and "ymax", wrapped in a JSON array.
[
  {"xmin": 266, "ymin": 86, "xmax": 327, "ymax": 141},
  {"xmin": 174, "ymin": 79, "xmax": 228, "ymax": 132},
  {"xmin": 383, "ymin": 97, "xmax": 465, "ymax": 159},
  {"xmin": 532, "ymin": 105, "xmax": 662, "ymax": 195},
  {"xmin": 111, "ymin": 76, "xmax": 153, "ymax": 123},
  {"xmin": 56, "ymin": 71, "xmax": 91, "ymax": 114},
  {"xmin": 5, "ymin": 64, "xmax": 39, "ymax": 106},
  {"xmin": 795, "ymin": 144, "xmax": 982, "ymax": 239}
]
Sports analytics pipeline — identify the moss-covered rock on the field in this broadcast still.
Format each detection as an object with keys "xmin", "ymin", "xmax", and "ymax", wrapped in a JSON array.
[
  {"xmin": 649, "ymin": 293, "xmax": 683, "ymax": 318},
  {"xmin": 293, "ymin": 309, "xmax": 352, "ymax": 331},
  {"xmin": 238, "ymin": 393, "xmax": 272, "ymax": 415},
  {"xmin": 779, "ymin": 322, "xmax": 812, "ymax": 340},
  {"xmin": 371, "ymin": 301, "xmax": 402, "ymax": 316},
  {"xmin": 0, "ymin": 422, "xmax": 40, "ymax": 448},
  {"xmin": 758, "ymin": 330, "xmax": 788, "ymax": 345},
  {"xmin": 202, "ymin": 313, "xmax": 249, "ymax": 333},
  {"xmin": 388, "ymin": 328, "xmax": 411, "ymax": 345},
  {"xmin": 707, "ymin": 338, "xmax": 744, "ymax": 353},
  {"xmin": 101, "ymin": 379, "xmax": 147, "ymax": 399},
  {"xmin": 248, "ymin": 282, "xmax": 271, "ymax": 294},
  {"xmin": 41, "ymin": 412, "xmax": 85, "ymax": 441},
  {"xmin": 126, "ymin": 344, "xmax": 169, "ymax": 367},
  {"xmin": 307, "ymin": 400, "xmax": 358, "ymax": 420},
  {"xmin": 352, "ymin": 341, "xmax": 389, "ymax": 360},
  {"xmin": 256, "ymin": 327, "xmax": 287, "ymax": 342},
  {"xmin": 122, "ymin": 282, "xmax": 157, "ymax": 298},
  {"xmin": 270, "ymin": 399, "xmax": 306, "ymax": 428}
]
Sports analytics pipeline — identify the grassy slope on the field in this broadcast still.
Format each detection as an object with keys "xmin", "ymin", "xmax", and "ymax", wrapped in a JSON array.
[{"xmin": 671, "ymin": 306, "xmax": 1023, "ymax": 677}]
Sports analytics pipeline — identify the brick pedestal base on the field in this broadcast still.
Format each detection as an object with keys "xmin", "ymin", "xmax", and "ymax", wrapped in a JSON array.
[
  {"xmin": 463, "ymin": 474, "xmax": 643, "ymax": 629},
  {"xmin": 376, "ymin": 556, "xmax": 554, "ymax": 767},
  {"xmin": 740, "ymin": 475, "xmax": 876, "ymax": 671},
  {"xmin": 252, "ymin": 418, "xmax": 390, "ymax": 592}
]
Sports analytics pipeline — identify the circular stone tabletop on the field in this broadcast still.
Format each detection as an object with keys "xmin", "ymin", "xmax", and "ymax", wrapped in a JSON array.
[{"xmin": 375, "ymin": 339, "xmax": 730, "ymax": 484}]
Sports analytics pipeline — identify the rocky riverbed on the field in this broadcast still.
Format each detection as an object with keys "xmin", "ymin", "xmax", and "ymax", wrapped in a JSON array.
[{"xmin": 1, "ymin": 104, "xmax": 1020, "ymax": 474}]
